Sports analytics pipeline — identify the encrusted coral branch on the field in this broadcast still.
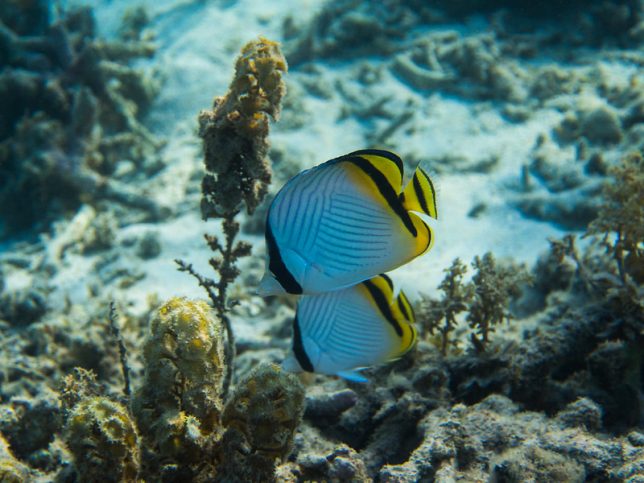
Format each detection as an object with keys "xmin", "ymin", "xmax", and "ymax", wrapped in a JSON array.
[{"xmin": 179, "ymin": 37, "xmax": 287, "ymax": 396}]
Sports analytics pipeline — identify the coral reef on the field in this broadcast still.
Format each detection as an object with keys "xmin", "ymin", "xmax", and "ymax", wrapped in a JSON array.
[
  {"xmin": 418, "ymin": 253, "xmax": 530, "ymax": 354},
  {"xmin": 0, "ymin": 1, "xmax": 641, "ymax": 482},
  {"xmin": 0, "ymin": 2, "xmax": 163, "ymax": 235},
  {"xmin": 180, "ymin": 37, "xmax": 287, "ymax": 395},
  {"xmin": 130, "ymin": 299, "xmax": 304, "ymax": 482}
]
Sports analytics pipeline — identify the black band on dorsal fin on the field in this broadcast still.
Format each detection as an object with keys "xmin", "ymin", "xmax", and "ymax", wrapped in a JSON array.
[
  {"xmin": 397, "ymin": 295, "xmax": 411, "ymax": 321},
  {"xmin": 266, "ymin": 222, "xmax": 303, "ymax": 294},
  {"xmin": 413, "ymin": 173, "xmax": 429, "ymax": 216},
  {"xmin": 293, "ymin": 315, "xmax": 314, "ymax": 372},
  {"xmin": 344, "ymin": 155, "xmax": 417, "ymax": 237}
]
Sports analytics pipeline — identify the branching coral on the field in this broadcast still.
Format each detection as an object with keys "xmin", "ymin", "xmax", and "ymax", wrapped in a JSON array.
[
  {"xmin": 587, "ymin": 151, "xmax": 644, "ymax": 285},
  {"xmin": 418, "ymin": 258, "xmax": 473, "ymax": 355},
  {"xmin": 178, "ymin": 37, "xmax": 287, "ymax": 395},
  {"xmin": 418, "ymin": 253, "xmax": 529, "ymax": 353},
  {"xmin": 467, "ymin": 253, "xmax": 531, "ymax": 352}
]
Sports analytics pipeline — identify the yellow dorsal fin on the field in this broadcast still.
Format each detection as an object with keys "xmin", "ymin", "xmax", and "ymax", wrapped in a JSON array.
[
  {"xmin": 347, "ymin": 149, "xmax": 404, "ymax": 191},
  {"xmin": 400, "ymin": 167, "xmax": 438, "ymax": 219},
  {"xmin": 395, "ymin": 291, "xmax": 415, "ymax": 324},
  {"xmin": 389, "ymin": 289, "xmax": 418, "ymax": 359}
]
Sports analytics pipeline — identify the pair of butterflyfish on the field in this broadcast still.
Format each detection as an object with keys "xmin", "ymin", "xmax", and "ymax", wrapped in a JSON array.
[{"xmin": 259, "ymin": 149, "xmax": 437, "ymax": 381}]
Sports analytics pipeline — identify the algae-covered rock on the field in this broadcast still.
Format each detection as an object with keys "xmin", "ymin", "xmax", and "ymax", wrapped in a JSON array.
[
  {"xmin": 218, "ymin": 363, "xmax": 305, "ymax": 483},
  {"xmin": 65, "ymin": 396, "xmax": 140, "ymax": 483},
  {"xmin": 132, "ymin": 297, "xmax": 225, "ymax": 476},
  {"xmin": 490, "ymin": 445, "xmax": 585, "ymax": 483}
]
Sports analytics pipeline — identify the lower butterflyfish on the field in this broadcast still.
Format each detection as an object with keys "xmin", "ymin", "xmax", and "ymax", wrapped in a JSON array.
[
  {"xmin": 282, "ymin": 273, "xmax": 417, "ymax": 382},
  {"xmin": 258, "ymin": 149, "xmax": 438, "ymax": 296}
]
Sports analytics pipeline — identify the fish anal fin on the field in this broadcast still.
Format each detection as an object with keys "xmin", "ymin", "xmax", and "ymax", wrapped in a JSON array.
[
  {"xmin": 401, "ymin": 167, "xmax": 438, "ymax": 219},
  {"xmin": 337, "ymin": 370, "xmax": 369, "ymax": 383}
]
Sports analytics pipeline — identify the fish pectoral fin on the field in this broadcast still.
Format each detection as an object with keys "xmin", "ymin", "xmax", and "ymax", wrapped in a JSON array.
[
  {"xmin": 337, "ymin": 369, "xmax": 369, "ymax": 383},
  {"xmin": 257, "ymin": 272, "xmax": 285, "ymax": 296},
  {"xmin": 401, "ymin": 167, "xmax": 438, "ymax": 219}
]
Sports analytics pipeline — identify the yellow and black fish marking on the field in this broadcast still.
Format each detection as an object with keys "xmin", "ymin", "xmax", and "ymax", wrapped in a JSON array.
[
  {"xmin": 338, "ymin": 150, "xmax": 417, "ymax": 236},
  {"xmin": 400, "ymin": 166, "xmax": 438, "ymax": 220},
  {"xmin": 292, "ymin": 314, "xmax": 314, "ymax": 373},
  {"xmin": 336, "ymin": 150, "xmax": 436, "ymax": 256},
  {"xmin": 360, "ymin": 274, "xmax": 417, "ymax": 358}
]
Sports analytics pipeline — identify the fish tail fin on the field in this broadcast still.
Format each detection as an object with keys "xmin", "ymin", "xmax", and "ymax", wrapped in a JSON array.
[{"xmin": 400, "ymin": 167, "xmax": 438, "ymax": 219}]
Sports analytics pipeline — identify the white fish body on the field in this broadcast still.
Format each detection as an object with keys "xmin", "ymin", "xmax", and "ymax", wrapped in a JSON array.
[{"xmin": 260, "ymin": 149, "xmax": 438, "ymax": 295}]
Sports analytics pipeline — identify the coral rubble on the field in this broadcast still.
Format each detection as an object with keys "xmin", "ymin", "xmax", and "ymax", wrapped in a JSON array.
[{"xmin": 0, "ymin": 2, "xmax": 162, "ymax": 235}]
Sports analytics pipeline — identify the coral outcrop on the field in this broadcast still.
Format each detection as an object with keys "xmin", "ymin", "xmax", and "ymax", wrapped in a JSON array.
[
  {"xmin": 132, "ymin": 297, "xmax": 225, "ymax": 478},
  {"xmin": 217, "ymin": 364, "xmax": 305, "ymax": 482},
  {"xmin": 0, "ymin": 3, "xmax": 162, "ymax": 234}
]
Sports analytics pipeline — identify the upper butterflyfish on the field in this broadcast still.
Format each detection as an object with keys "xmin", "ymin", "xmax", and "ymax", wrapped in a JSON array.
[
  {"xmin": 259, "ymin": 149, "xmax": 437, "ymax": 295},
  {"xmin": 282, "ymin": 273, "xmax": 417, "ymax": 382}
]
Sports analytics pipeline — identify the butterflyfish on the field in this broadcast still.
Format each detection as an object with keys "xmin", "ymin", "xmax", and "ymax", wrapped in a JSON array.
[
  {"xmin": 259, "ymin": 149, "xmax": 437, "ymax": 295},
  {"xmin": 282, "ymin": 273, "xmax": 417, "ymax": 382}
]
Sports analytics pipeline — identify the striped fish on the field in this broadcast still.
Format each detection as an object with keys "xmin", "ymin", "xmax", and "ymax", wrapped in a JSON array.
[
  {"xmin": 282, "ymin": 274, "xmax": 417, "ymax": 382},
  {"xmin": 259, "ymin": 149, "xmax": 437, "ymax": 295}
]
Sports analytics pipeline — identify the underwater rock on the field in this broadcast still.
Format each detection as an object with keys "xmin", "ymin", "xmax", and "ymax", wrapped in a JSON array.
[
  {"xmin": 555, "ymin": 103, "xmax": 624, "ymax": 145},
  {"xmin": 0, "ymin": 433, "xmax": 36, "ymax": 482},
  {"xmin": 0, "ymin": 394, "xmax": 59, "ymax": 464},
  {"xmin": 392, "ymin": 32, "xmax": 526, "ymax": 102},
  {"xmin": 136, "ymin": 231, "xmax": 162, "ymax": 260},
  {"xmin": 555, "ymin": 398, "xmax": 603, "ymax": 431},
  {"xmin": 490, "ymin": 445, "xmax": 585, "ymax": 483},
  {"xmin": 218, "ymin": 363, "xmax": 305, "ymax": 483}
]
